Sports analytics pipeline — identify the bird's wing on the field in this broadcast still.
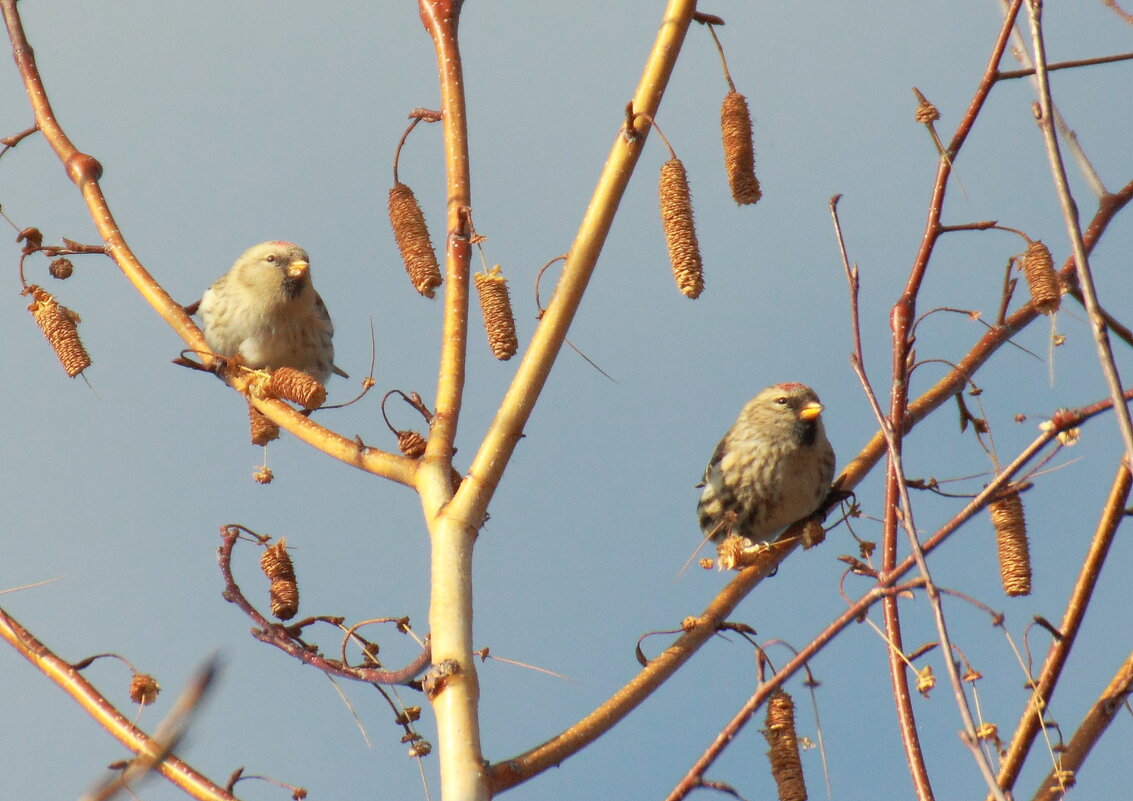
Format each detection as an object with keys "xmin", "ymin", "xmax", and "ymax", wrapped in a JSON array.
[
  {"xmin": 314, "ymin": 292, "xmax": 350, "ymax": 379},
  {"xmin": 696, "ymin": 437, "xmax": 728, "ymax": 489}
]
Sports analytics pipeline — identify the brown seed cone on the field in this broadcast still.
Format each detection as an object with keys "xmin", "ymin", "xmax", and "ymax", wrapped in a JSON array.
[
  {"xmin": 389, "ymin": 182, "xmax": 442, "ymax": 298},
  {"xmin": 721, "ymin": 91, "xmax": 762, "ymax": 205},
  {"xmin": 26, "ymin": 285, "xmax": 92, "ymax": 377},
  {"xmin": 49, "ymin": 257, "xmax": 74, "ymax": 280},
  {"xmin": 261, "ymin": 539, "xmax": 299, "ymax": 620},
  {"xmin": 128, "ymin": 673, "xmax": 161, "ymax": 706},
  {"xmin": 1021, "ymin": 240, "xmax": 1060, "ymax": 314},
  {"xmin": 914, "ymin": 99, "xmax": 941, "ymax": 124},
  {"xmin": 252, "ymin": 466, "xmax": 274, "ymax": 484},
  {"xmin": 269, "ymin": 577, "xmax": 299, "ymax": 620},
  {"xmin": 398, "ymin": 429, "xmax": 428, "ymax": 459},
  {"xmin": 474, "ymin": 265, "xmax": 519, "ymax": 360},
  {"xmin": 261, "ymin": 539, "xmax": 296, "ymax": 581},
  {"xmin": 658, "ymin": 158, "xmax": 704, "ymax": 298},
  {"xmin": 266, "ymin": 367, "xmax": 326, "ymax": 409},
  {"xmin": 248, "ymin": 400, "xmax": 281, "ymax": 445},
  {"xmin": 765, "ymin": 689, "xmax": 807, "ymax": 801},
  {"xmin": 989, "ymin": 488, "xmax": 1032, "ymax": 597}
]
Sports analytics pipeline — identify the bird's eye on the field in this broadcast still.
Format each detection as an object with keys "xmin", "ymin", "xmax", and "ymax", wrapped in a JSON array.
[
  {"xmin": 775, "ymin": 396, "xmax": 788, "ymax": 405},
  {"xmin": 265, "ymin": 254, "xmax": 277, "ymax": 263}
]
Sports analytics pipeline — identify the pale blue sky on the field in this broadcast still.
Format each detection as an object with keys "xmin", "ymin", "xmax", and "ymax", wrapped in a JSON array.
[{"xmin": 2, "ymin": 3, "xmax": 1131, "ymax": 800}]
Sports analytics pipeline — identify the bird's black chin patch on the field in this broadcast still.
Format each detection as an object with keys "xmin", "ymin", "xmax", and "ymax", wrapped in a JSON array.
[
  {"xmin": 797, "ymin": 419, "xmax": 819, "ymax": 447},
  {"xmin": 281, "ymin": 276, "xmax": 306, "ymax": 299}
]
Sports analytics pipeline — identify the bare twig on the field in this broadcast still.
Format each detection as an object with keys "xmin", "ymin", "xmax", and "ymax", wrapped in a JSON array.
[
  {"xmin": 1025, "ymin": 0, "xmax": 1133, "ymax": 469},
  {"xmin": 1031, "ymin": 649, "xmax": 1133, "ymax": 801},
  {"xmin": 0, "ymin": 608, "xmax": 237, "ymax": 801},
  {"xmin": 217, "ymin": 526, "xmax": 430, "ymax": 685},
  {"xmin": 991, "ymin": 461, "xmax": 1132, "ymax": 799}
]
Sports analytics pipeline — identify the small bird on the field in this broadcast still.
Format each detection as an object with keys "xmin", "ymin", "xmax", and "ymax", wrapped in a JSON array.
[
  {"xmin": 197, "ymin": 241, "xmax": 344, "ymax": 384},
  {"xmin": 697, "ymin": 383, "xmax": 836, "ymax": 544}
]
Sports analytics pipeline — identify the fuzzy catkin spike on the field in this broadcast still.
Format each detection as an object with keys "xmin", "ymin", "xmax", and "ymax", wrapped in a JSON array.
[
  {"xmin": 721, "ymin": 91, "xmax": 762, "ymax": 205},
  {"xmin": 765, "ymin": 689, "xmax": 807, "ymax": 801},
  {"xmin": 266, "ymin": 367, "xmax": 326, "ymax": 410},
  {"xmin": 989, "ymin": 488, "xmax": 1032, "ymax": 597},
  {"xmin": 26, "ymin": 285, "xmax": 91, "ymax": 377},
  {"xmin": 1021, "ymin": 240, "xmax": 1060, "ymax": 314},
  {"xmin": 261, "ymin": 539, "xmax": 299, "ymax": 620},
  {"xmin": 658, "ymin": 158, "xmax": 704, "ymax": 298},
  {"xmin": 248, "ymin": 400, "xmax": 281, "ymax": 445},
  {"xmin": 389, "ymin": 182, "xmax": 442, "ymax": 298},
  {"xmin": 474, "ymin": 265, "xmax": 519, "ymax": 360}
]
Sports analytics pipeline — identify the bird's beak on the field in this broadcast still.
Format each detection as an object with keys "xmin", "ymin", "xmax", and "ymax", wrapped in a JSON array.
[
  {"xmin": 286, "ymin": 260, "xmax": 310, "ymax": 280},
  {"xmin": 798, "ymin": 401, "xmax": 824, "ymax": 421}
]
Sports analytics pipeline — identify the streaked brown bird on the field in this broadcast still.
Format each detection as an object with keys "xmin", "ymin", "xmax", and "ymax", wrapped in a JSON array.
[
  {"xmin": 697, "ymin": 383, "xmax": 835, "ymax": 544},
  {"xmin": 197, "ymin": 241, "xmax": 344, "ymax": 384}
]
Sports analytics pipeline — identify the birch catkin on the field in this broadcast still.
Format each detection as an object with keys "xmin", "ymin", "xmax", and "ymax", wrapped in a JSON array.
[
  {"xmin": 765, "ymin": 689, "xmax": 807, "ymax": 801},
  {"xmin": 658, "ymin": 158, "xmax": 704, "ymax": 299},
  {"xmin": 261, "ymin": 539, "xmax": 299, "ymax": 621},
  {"xmin": 989, "ymin": 488, "xmax": 1032, "ymax": 597},
  {"xmin": 1021, "ymin": 240, "xmax": 1060, "ymax": 314},
  {"xmin": 389, "ymin": 182, "xmax": 442, "ymax": 298},
  {"xmin": 265, "ymin": 367, "xmax": 326, "ymax": 410},
  {"xmin": 721, "ymin": 91, "xmax": 762, "ymax": 205},
  {"xmin": 474, "ymin": 265, "xmax": 519, "ymax": 360},
  {"xmin": 26, "ymin": 285, "xmax": 91, "ymax": 377}
]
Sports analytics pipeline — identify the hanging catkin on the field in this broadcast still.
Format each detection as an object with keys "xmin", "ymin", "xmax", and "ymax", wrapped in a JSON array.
[
  {"xmin": 248, "ymin": 399, "xmax": 281, "ymax": 445},
  {"xmin": 765, "ymin": 689, "xmax": 807, "ymax": 801},
  {"xmin": 474, "ymin": 265, "xmax": 519, "ymax": 360},
  {"xmin": 260, "ymin": 539, "xmax": 300, "ymax": 621},
  {"xmin": 26, "ymin": 285, "xmax": 91, "ymax": 377},
  {"xmin": 721, "ymin": 91, "xmax": 762, "ymax": 205},
  {"xmin": 1021, "ymin": 240, "xmax": 1060, "ymax": 314},
  {"xmin": 389, "ymin": 182, "xmax": 443, "ymax": 298},
  {"xmin": 989, "ymin": 487, "xmax": 1032, "ymax": 597},
  {"xmin": 658, "ymin": 158, "xmax": 704, "ymax": 299},
  {"xmin": 397, "ymin": 429, "xmax": 428, "ymax": 459},
  {"xmin": 265, "ymin": 367, "xmax": 327, "ymax": 410}
]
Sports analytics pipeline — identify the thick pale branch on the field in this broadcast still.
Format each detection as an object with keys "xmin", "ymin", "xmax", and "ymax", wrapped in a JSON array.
[
  {"xmin": 414, "ymin": 4, "xmax": 489, "ymax": 801},
  {"xmin": 0, "ymin": 607, "xmax": 237, "ymax": 801}
]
